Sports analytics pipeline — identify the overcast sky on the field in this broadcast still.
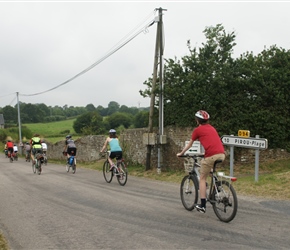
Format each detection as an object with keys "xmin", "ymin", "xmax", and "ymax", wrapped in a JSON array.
[{"xmin": 1, "ymin": 0, "xmax": 290, "ymax": 109}]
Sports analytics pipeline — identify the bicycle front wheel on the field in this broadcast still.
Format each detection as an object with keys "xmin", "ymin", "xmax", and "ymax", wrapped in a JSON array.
[
  {"xmin": 180, "ymin": 174, "xmax": 199, "ymax": 211},
  {"xmin": 117, "ymin": 162, "xmax": 128, "ymax": 186},
  {"xmin": 103, "ymin": 161, "xmax": 113, "ymax": 183},
  {"xmin": 212, "ymin": 180, "xmax": 238, "ymax": 223}
]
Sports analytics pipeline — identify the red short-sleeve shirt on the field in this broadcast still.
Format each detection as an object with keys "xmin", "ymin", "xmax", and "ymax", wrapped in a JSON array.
[{"xmin": 191, "ymin": 124, "xmax": 225, "ymax": 158}]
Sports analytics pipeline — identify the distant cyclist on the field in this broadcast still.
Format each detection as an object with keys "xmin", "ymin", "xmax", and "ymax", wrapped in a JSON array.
[
  {"xmin": 100, "ymin": 129, "xmax": 123, "ymax": 171},
  {"xmin": 4, "ymin": 143, "xmax": 8, "ymax": 157},
  {"xmin": 24, "ymin": 142, "xmax": 31, "ymax": 162},
  {"xmin": 13, "ymin": 144, "xmax": 18, "ymax": 154},
  {"xmin": 6, "ymin": 140, "xmax": 14, "ymax": 158},
  {"xmin": 30, "ymin": 134, "xmax": 43, "ymax": 164},
  {"xmin": 42, "ymin": 141, "xmax": 48, "ymax": 155},
  {"xmin": 63, "ymin": 135, "xmax": 77, "ymax": 164}
]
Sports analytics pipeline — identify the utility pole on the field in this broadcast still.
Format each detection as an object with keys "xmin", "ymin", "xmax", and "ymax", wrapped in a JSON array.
[
  {"xmin": 146, "ymin": 11, "xmax": 160, "ymax": 171},
  {"xmin": 16, "ymin": 92, "xmax": 23, "ymax": 154},
  {"xmin": 157, "ymin": 7, "xmax": 165, "ymax": 174},
  {"xmin": 146, "ymin": 7, "xmax": 166, "ymax": 171}
]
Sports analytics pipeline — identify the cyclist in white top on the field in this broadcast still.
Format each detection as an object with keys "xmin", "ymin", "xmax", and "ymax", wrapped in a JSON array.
[
  {"xmin": 100, "ymin": 129, "xmax": 122, "ymax": 170},
  {"xmin": 13, "ymin": 144, "xmax": 18, "ymax": 153},
  {"xmin": 41, "ymin": 141, "xmax": 48, "ymax": 154}
]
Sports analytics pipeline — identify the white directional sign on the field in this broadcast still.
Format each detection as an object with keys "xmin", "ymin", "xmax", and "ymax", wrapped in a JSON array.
[{"xmin": 221, "ymin": 135, "xmax": 268, "ymax": 150}]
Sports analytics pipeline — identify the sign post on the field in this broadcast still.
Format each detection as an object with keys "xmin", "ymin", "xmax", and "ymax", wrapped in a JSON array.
[{"xmin": 221, "ymin": 133, "xmax": 268, "ymax": 182}]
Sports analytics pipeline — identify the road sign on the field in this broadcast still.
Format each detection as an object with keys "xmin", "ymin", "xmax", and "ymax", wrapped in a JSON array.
[
  {"xmin": 221, "ymin": 135, "xmax": 268, "ymax": 150},
  {"xmin": 238, "ymin": 130, "xmax": 250, "ymax": 138},
  {"xmin": 185, "ymin": 141, "xmax": 204, "ymax": 155}
]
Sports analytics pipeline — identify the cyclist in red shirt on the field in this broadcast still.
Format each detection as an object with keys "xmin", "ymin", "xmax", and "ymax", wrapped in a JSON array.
[
  {"xmin": 177, "ymin": 110, "xmax": 225, "ymax": 213},
  {"xmin": 6, "ymin": 140, "xmax": 14, "ymax": 157}
]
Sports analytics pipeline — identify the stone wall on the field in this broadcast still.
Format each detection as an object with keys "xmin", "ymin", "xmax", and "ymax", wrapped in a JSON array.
[
  {"xmin": 46, "ymin": 127, "xmax": 290, "ymax": 170},
  {"xmin": 46, "ymin": 135, "xmax": 106, "ymax": 162}
]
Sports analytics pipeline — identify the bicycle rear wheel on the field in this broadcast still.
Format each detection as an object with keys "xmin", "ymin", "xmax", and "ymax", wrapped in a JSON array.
[
  {"xmin": 66, "ymin": 164, "xmax": 70, "ymax": 172},
  {"xmin": 117, "ymin": 162, "xmax": 128, "ymax": 186},
  {"xmin": 72, "ymin": 158, "xmax": 76, "ymax": 174},
  {"xmin": 44, "ymin": 156, "xmax": 47, "ymax": 165},
  {"xmin": 212, "ymin": 180, "xmax": 238, "ymax": 223},
  {"xmin": 37, "ymin": 160, "xmax": 42, "ymax": 175},
  {"xmin": 103, "ymin": 160, "xmax": 113, "ymax": 183},
  {"xmin": 32, "ymin": 161, "xmax": 36, "ymax": 174},
  {"xmin": 180, "ymin": 175, "xmax": 199, "ymax": 211}
]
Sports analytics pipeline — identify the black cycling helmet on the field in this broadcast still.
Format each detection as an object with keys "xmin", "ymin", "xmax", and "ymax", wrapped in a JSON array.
[{"xmin": 66, "ymin": 135, "xmax": 71, "ymax": 139}]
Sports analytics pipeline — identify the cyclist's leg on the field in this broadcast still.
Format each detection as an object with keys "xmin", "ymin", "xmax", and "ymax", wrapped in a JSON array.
[
  {"xmin": 116, "ymin": 152, "xmax": 123, "ymax": 170},
  {"xmin": 197, "ymin": 154, "xmax": 225, "ymax": 212},
  {"xmin": 67, "ymin": 148, "xmax": 72, "ymax": 163},
  {"xmin": 31, "ymin": 148, "xmax": 36, "ymax": 162},
  {"xmin": 7, "ymin": 148, "xmax": 12, "ymax": 157},
  {"xmin": 197, "ymin": 157, "xmax": 217, "ymax": 212},
  {"xmin": 108, "ymin": 152, "xmax": 117, "ymax": 170}
]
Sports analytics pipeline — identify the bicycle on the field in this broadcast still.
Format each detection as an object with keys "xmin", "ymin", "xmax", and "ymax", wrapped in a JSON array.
[
  {"xmin": 179, "ymin": 154, "xmax": 238, "ymax": 223},
  {"xmin": 65, "ymin": 152, "xmax": 76, "ymax": 174},
  {"xmin": 7, "ymin": 151, "xmax": 14, "ymax": 163},
  {"xmin": 43, "ymin": 152, "xmax": 48, "ymax": 165},
  {"xmin": 13, "ymin": 152, "xmax": 18, "ymax": 161},
  {"xmin": 101, "ymin": 151, "xmax": 128, "ymax": 186},
  {"xmin": 25, "ymin": 151, "xmax": 31, "ymax": 162},
  {"xmin": 32, "ymin": 153, "xmax": 43, "ymax": 175}
]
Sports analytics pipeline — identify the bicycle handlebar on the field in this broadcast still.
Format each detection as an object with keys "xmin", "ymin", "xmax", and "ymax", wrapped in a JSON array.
[{"xmin": 178, "ymin": 153, "xmax": 205, "ymax": 158}]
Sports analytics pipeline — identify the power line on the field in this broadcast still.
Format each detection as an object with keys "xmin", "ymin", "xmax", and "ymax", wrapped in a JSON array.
[
  {"xmin": 20, "ymin": 10, "xmax": 157, "ymax": 97},
  {"xmin": 0, "ymin": 92, "xmax": 16, "ymax": 98}
]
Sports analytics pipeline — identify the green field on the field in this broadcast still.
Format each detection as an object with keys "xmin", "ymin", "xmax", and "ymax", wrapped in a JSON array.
[{"xmin": 23, "ymin": 119, "xmax": 76, "ymax": 143}]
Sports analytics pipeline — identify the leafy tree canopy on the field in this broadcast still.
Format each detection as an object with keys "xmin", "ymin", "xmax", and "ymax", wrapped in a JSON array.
[{"xmin": 140, "ymin": 24, "xmax": 290, "ymax": 150}]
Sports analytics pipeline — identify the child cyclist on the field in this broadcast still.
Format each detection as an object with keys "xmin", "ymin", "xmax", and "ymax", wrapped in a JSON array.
[
  {"xmin": 176, "ymin": 110, "xmax": 225, "ymax": 213},
  {"xmin": 101, "ymin": 129, "xmax": 122, "ymax": 171}
]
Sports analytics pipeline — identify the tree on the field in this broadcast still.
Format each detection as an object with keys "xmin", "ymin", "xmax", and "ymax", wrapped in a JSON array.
[
  {"xmin": 140, "ymin": 23, "xmax": 290, "ymax": 150},
  {"xmin": 86, "ymin": 104, "xmax": 96, "ymax": 112},
  {"xmin": 20, "ymin": 103, "xmax": 45, "ymax": 123},
  {"xmin": 37, "ymin": 103, "xmax": 50, "ymax": 117},
  {"xmin": 96, "ymin": 105, "xmax": 107, "ymax": 116},
  {"xmin": 134, "ymin": 111, "xmax": 149, "ymax": 128},
  {"xmin": 107, "ymin": 112, "xmax": 133, "ymax": 129},
  {"xmin": 2, "ymin": 105, "xmax": 17, "ymax": 124},
  {"xmin": 73, "ymin": 111, "xmax": 104, "ymax": 135},
  {"xmin": 107, "ymin": 101, "xmax": 120, "ymax": 116}
]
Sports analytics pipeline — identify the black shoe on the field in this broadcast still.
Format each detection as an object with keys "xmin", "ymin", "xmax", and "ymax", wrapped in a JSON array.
[{"xmin": 195, "ymin": 204, "xmax": 206, "ymax": 213}]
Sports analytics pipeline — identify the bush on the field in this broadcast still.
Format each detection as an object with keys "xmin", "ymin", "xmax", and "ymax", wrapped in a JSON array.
[{"xmin": 0, "ymin": 129, "xmax": 7, "ymax": 143}]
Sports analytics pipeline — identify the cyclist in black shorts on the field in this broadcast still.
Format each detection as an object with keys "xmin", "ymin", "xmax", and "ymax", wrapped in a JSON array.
[
  {"xmin": 63, "ymin": 135, "xmax": 77, "ymax": 164},
  {"xmin": 100, "ymin": 129, "xmax": 122, "ymax": 171}
]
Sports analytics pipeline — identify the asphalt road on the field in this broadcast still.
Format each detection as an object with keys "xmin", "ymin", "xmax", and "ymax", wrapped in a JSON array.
[{"xmin": 0, "ymin": 156, "xmax": 289, "ymax": 250}]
